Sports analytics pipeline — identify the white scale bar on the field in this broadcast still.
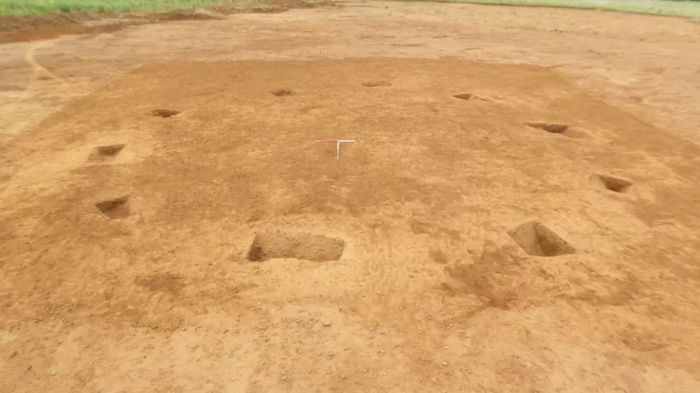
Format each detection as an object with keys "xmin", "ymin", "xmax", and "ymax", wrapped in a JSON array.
[{"xmin": 315, "ymin": 139, "xmax": 357, "ymax": 160}]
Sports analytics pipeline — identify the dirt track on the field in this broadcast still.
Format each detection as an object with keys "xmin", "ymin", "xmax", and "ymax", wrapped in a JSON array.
[{"xmin": 1, "ymin": 2, "xmax": 700, "ymax": 392}]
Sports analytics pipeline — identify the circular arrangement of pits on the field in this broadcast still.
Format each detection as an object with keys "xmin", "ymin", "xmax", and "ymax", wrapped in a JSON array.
[{"xmin": 88, "ymin": 87, "xmax": 635, "ymax": 261}]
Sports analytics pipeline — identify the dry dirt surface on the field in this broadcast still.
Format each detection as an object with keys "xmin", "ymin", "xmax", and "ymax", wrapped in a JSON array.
[{"xmin": 1, "ymin": 2, "xmax": 700, "ymax": 392}]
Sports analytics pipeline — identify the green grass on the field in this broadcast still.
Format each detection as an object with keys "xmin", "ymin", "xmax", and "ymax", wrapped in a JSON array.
[
  {"xmin": 1, "ymin": 0, "xmax": 698, "ymax": 17},
  {"xmin": 440, "ymin": 0, "xmax": 700, "ymax": 18},
  {"xmin": 0, "ymin": 0, "xmax": 253, "ymax": 15}
]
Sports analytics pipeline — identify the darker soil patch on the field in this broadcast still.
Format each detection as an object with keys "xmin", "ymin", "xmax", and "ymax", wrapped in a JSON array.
[
  {"xmin": 429, "ymin": 249, "xmax": 448, "ymax": 264},
  {"xmin": 410, "ymin": 220, "xmax": 462, "ymax": 240},
  {"xmin": 135, "ymin": 272, "xmax": 185, "ymax": 295},
  {"xmin": 509, "ymin": 221, "xmax": 575, "ymax": 257},
  {"xmin": 0, "ymin": 0, "xmax": 331, "ymax": 44},
  {"xmin": 362, "ymin": 80, "xmax": 392, "ymax": 87},
  {"xmin": 270, "ymin": 88, "xmax": 295, "ymax": 96},
  {"xmin": 0, "ymin": 10, "xmax": 125, "ymax": 44},
  {"xmin": 0, "ymin": 12, "xmax": 96, "ymax": 33},
  {"xmin": 247, "ymin": 232, "xmax": 345, "ymax": 262}
]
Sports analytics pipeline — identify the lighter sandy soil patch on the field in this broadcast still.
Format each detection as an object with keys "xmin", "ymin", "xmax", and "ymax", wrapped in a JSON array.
[{"xmin": 1, "ymin": 2, "xmax": 699, "ymax": 392}]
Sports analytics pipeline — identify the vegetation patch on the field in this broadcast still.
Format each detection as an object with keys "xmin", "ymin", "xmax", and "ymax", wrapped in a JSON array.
[
  {"xmin": 441, "ymin": 0, "xmax": 700, "ymax": 19},
  {"xmin": 0, "ymin": 0, "xmax": 234, "ymax": 15},
  {"xmin": 0, "ymin": 0, "xmax": 322, "ymax": 16}
]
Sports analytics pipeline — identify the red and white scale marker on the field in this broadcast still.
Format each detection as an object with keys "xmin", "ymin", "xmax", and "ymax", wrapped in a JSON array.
[{"xmin": 315, "ymin": 139, "xmax": 356, "ymax": 159}]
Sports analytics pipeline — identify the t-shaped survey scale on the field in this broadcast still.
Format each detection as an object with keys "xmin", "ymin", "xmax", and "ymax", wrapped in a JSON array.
[{"xmin": 315, "ymin": 139, "xmax": 357, "ymax": 160}]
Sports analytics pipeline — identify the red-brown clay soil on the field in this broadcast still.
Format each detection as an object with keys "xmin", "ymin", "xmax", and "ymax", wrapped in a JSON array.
[
  {"xmin": 0, "ymin": 0, "xmax": 321, "ymax": 44},
  {"xmin": 1, "ymin": 2, "xmax": 700, "ymax": 392}
]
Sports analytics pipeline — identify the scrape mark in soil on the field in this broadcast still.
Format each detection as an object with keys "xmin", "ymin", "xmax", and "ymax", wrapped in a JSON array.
[
  {"xmin": 410, "ymin": 220, "xmax": 462, "ymax": 240},
  {"xmin": 362, "ymin": 80, "xmax": 392, "ymax": 87},
  {"xmin": 135, "ymin": 272, "xmax": 185, "ymax": 295},
  {"xmin": 453, "ymin": 93, "xmax": 472, "ymax": 100}
]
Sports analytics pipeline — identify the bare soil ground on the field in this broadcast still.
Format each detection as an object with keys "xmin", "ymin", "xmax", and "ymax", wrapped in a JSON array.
[{"xmin": 1, "ymin": 2, "xmax": 699, "ymax": 392}]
